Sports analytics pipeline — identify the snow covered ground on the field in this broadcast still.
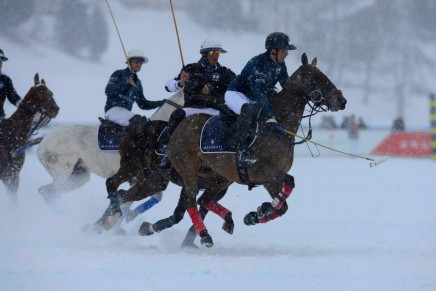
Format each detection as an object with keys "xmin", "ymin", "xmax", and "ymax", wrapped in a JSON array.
[
  {"xmin": 1, "ymin": 2, "xmax": 435, "ymax": 290},
  {"xmin": 0, "ymin": 154, "xmax": 435, "ymax": 291}
]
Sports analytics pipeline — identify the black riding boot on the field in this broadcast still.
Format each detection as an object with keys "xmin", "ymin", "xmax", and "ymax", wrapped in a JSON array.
[
  {"xmin": 159, "ymin": 108, "xmax": 186, "ymax": 169},
  {"xmin": 233, "ymin": 103, "xmax": 260, "ymax": 166}
]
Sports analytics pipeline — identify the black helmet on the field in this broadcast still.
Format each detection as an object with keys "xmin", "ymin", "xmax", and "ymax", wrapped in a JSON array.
[
  {"xmin": 265, "ymin": 32, "xmax": 296, "ymax": 50},
  {"xmin": 0, "ymin": 49, "xmax": 8, "ymax": 61}
]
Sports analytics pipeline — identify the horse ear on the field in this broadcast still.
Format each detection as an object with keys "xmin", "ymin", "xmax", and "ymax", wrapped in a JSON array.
[
  {"xmin": 311, "ymin": 58, "xmax": 317, "ymax": 67},
  {"xmin": 34, "ymin": 73, "xmax": 40, "ymax": 86},
  {"xmin": 41, "ymin": 79, "xmax": 46, "ymax": 85},
  {"xmin": 301, "ymin": 53, "xmax": 308, "ymax": 65}
]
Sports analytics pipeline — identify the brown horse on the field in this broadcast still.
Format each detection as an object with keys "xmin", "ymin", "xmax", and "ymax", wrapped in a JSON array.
[
  {"xmin": 0, "ymin": 74, "xmax": 59, "ymax": 204},
  {"xmin": 141, "ymin": 53, "xmax": 347, "ymax": 247}
]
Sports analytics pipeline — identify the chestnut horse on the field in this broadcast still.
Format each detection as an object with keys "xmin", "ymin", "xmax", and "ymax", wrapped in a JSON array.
[
  {"xmin": 0, "ymin": 74, "xmax": 59, "ymax": 204},
  {"xmin": 140, "ymin": 53, "xmax": 347, "ymax": 247}
]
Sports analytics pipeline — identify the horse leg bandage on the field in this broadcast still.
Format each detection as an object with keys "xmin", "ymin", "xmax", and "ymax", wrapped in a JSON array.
[
  {"xmin": 271, "ymin": 183, "xmax": 293, "ymax": 210},
  {"xmin": 187, "ymin": 207, "xmax": 207, "ymax": 235},
  {"xmin": 258, "ymin": 211, "xmax": 281, "ymax": 223},
  {"xmin": 204, "ymin": 201, "xmax": 230, "ymax": 220}
]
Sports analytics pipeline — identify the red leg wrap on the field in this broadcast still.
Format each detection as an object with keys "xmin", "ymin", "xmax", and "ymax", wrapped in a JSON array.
[
  {"xmin": 272, "ymin": 182, "xmax": 294, "ymax": 210},
  {"xmin": 187, "ymin": 207, "xmax": 207, "ymax": 235},
  {"xmin": 204, "ymin": 201, "xmax": 230, "ymax": 220},
  {"xmin": 258, "ymin": 210, "xmax": 281, "ymax": 224}
]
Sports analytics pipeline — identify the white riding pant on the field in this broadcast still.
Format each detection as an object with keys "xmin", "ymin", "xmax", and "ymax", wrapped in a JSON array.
[
  {"xmin": 224, "ymin": 90, "xmax": 256, "ymax": 115},
  {"xmin": 105, "ymin": 106, "xmax": 136, "ymax": 126},
  {"xmin": 183, "ymin": 107, "xmax": 220, "ymax": 116}
]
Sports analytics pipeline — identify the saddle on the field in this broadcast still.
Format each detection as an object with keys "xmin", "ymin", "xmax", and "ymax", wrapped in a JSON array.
[
  {"xmin": 199, "ymin": 112, "xmax": 257, "ymax": 154},
  {"xmin": 97, "ymin": 117, "xmax": 129, "ymax": 150}
]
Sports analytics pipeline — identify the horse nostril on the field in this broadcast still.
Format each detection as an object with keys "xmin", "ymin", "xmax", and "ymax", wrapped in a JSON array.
[{"xmin": 341, "ymin": 99, "xmax": 347, "ymax": 109}]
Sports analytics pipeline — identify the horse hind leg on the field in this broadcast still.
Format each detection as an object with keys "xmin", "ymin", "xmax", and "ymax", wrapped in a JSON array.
[{"xmin": 38, "ymin": 154, "xmax": 90, "ymax": 204}]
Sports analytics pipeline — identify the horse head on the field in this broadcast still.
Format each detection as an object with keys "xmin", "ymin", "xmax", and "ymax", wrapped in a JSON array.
[
  {"xmin": 290, "ymin": 53, "xmax": 347, "ymax": 112},
  {"xmin": 22, "ymin": 73, "xmax": 59, "ymax": 119},
  {"xmin": 281, "ymin": 53, "xmax": 347, "ymax": 113}
]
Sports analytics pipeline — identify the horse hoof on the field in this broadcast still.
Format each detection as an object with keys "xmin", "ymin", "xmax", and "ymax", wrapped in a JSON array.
[
  {"xmin": 125, "ymin": 209, "xmax": 139, "ymax": 223},
  {"xmin": 181, "ymin": 240, "xmax": 199, "ymax": 249},
  {"xmin": 138, "ymin": 222, "xmax": 154, "ymax": 236},
  {"xmin": 114, "ymin": 226, "xmax": 127, "ymax": 236},
  {"xmin": 244, "ymin": 212, "xmax": 259, "ymax": 226},
  {"xmin": 82, "ymin": 223, "xmax": 104, "ymax": 234},
  {"xmin": 222, "ymin": 221, "xmax": 234, "ymax": 235},
  {"xmin": 257, "ymin": 202, "xmax": 274, "ymax": 218},
  {"xmin": 200, "ymin": 230, "xmax": 213, "ymax": 248}
]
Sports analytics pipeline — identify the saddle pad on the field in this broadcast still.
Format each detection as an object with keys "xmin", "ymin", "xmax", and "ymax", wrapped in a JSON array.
[
  {"xmin": 98, "ymin": 122, "xmax": 125, "ymax": 151},
  {"xmin": 200, "ymin": 116, "xmax": 235, "ymax": 153}
]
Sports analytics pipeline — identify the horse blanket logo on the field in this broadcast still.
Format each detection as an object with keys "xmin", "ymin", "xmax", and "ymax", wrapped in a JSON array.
[
  {"xmin": 200, "ymin": 116, "xmax": 234, "ymax": 153},
  {"xmin": 97, "ymin": 118, "xmax": 127, "ymax": 150}
]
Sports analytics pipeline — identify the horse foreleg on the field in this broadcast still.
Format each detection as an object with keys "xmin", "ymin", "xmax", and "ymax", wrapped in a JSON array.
[
  {"xmin": 99, "ymin": 164, "xmax": 138, "ymax": 228},
  {"xmin": 3, "ymin": 174, "xmax": 19, "ymax": 206},
  {"xmin": 181, "ymin": 205, "xmax": 208, "ymax": 249},
  {"xmin": 244, "ymin": 174, "xmax": 295, "ymax": 225},
  {"xmin": 181, "ymin": 186, "xmax": 232, "ymax": 248},
  {"xmin": 139, "ymin": 204, "xmax": 185, "ymax": 236},
  {"xmin": 125, "ymin": 191, "xmax": 163, "ymax": 223}
]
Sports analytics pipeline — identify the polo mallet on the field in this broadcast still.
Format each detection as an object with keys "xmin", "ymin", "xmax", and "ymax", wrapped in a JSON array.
[
  {"xmin": 169, "ymin": 0, "xmax": 185, "ymax": 67},
  {"xmin": 105, "ymin": 0, "xmax": 136, "ymax": 87},
  {"xmin": 282, "ymin": 128, "xmax": 387, "ymax": 167}
]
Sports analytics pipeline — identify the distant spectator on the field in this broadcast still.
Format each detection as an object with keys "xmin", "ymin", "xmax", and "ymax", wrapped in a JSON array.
[
  {"xmin": 392, "ymin": 117, "xmax": 405, "ymax": 132},
  {"xmin": 320, "ymin": 115, "xmax": 337, "ymax": 129},
  {"xmin": 346, "ymin": 115, "xmax": 359, "ymax": 140},
  {"xmin": 358, "ymin": 117, "xmax": 367, "ymax": 129},
  {"xmin": 341, "ymin": 115, "xmax": 352, "ymax": 129}
]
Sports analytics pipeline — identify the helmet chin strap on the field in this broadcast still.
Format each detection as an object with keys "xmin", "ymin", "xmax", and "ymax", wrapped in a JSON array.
[{"xmin": 270, "ymin": 49, "xmax": 279, "ymax": 63}]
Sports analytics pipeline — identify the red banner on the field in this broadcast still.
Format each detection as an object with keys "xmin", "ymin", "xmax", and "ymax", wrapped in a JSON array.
[{"xmin": 371, "ymin": 132, "xmax": 431, "ymax": 157}]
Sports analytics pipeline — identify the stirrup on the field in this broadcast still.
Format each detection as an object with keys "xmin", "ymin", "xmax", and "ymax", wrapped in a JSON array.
[
  {"xmin": 159, "ymin": 156, "xmax": 172, "ymax": 170},
  {"xmin": 156, "ymin": 142, "xmax": 168, "ymax": 155},
  {"xmin": 237, "ymin": 150, "xmax": 257, "ymax": 166}
]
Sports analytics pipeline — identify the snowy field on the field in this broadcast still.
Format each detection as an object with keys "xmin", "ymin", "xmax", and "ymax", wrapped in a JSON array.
[
  {"xmin": 0, "ymin": 153, "xmax": 435, "ymax": 291},
  {"xmin": 1, "ymin": 2, "xmax": 435, "ymax": 290}
]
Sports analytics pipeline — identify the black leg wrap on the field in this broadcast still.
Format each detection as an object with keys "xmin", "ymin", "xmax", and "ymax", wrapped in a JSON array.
[
  {"xmin": 151, "ymin": 216, "xmax": 175, "ymax": 233},
  {"xmin": 172, "ymin": 205, "xmax": 185, "ymax": 224}
]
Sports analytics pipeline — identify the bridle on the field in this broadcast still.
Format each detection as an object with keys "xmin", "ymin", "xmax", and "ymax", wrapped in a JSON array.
[
  {"xmin": 21, "ymin": 84, "xmax": 53, "ymax": 137},
  {"xmin": 285, "ymin": 65, "xmax": 340, "ymax": 144}
]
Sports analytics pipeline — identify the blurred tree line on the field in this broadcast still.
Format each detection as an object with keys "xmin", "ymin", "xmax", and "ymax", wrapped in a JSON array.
[
  {"xmin": 0, "ymin": 0, "xmax": 108, "ymax": 61},
  {"xmin": 186, "ymin": 0, "xmax": 436, "ymax": 118}
]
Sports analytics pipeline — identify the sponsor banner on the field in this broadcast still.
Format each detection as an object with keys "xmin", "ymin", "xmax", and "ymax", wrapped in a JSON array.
[{"xmin": 371, "ymin": 132, "xmax": 431, "ymax": 157}]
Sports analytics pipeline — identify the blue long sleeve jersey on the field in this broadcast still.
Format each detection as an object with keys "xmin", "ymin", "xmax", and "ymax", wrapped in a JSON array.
[
  {"xmin": 0, "ymin": 72, "xmax": 21, "ymax": 118},
  {"xmin": 104, "ymin": 67, "xmax": 162, "ymax": 113},
  {"xmin": 227, "ymin": 52, "xmax": 288, "ymax": 119}
]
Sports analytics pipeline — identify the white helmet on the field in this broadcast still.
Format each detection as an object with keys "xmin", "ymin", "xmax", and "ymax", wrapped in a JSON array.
[
  {"xmin": 199, "ymin": 39, "xmax": 227, "ymax": 54},
  {"xmin": 127, "ymin": 49, "xmax": 148, "ymax": 63}
]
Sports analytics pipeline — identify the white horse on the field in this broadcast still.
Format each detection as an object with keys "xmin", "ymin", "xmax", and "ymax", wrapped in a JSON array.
[{"xmin": 37, "ymin": 90, "xmax": 184, "ymax": 202}]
